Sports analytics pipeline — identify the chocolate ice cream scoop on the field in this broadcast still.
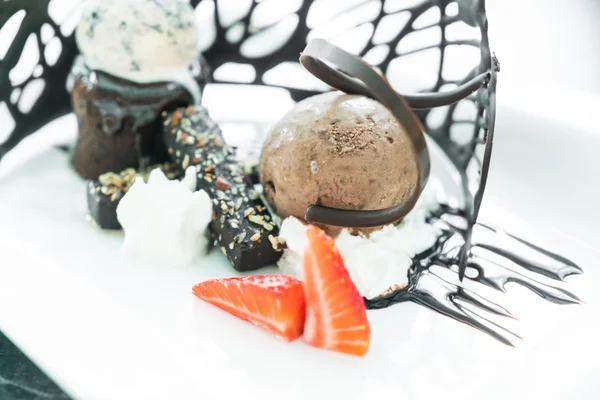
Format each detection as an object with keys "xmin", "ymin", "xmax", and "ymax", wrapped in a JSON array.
[{"xmin": 259, "ymin": 91, "xmax": 420, "ymax": 235}]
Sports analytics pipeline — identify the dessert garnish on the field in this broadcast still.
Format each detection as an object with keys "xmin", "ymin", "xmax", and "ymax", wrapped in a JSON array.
[
  {"xmin": 193, "ymin": 224, "xmax": 370, "ymax": 356},
  {"xmin": 117, "ymin": 167, "xmax": 212, "ymax": 266},
  {"xmin": 302, "ymin": 224, "xmax": 370, "ymax": 357},
  {"xmin": 87, "ymin": 162, "xmax": 182, "ymax": 230},
  {"xmin": 278, "ymin": 177, "xmax": 441, "ymax": 299},
  {"xmin": 192, "ymin": 275, "xmax": 306, "ymax": 342},
  {"xmin": 162, "ymin": 105, "xmax": 282, "ymax": 271}
]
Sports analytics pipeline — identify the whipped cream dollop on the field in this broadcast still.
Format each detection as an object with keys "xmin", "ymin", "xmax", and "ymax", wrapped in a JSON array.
[
  {"xmin": 76, "ymin": 0, "xmax": 202, "ymax": 102},
  {"xmin": 278, "ymin": 179, "xmax": 444, "ymax": 299},
  {"xmin": 117, "ymin": 167, "xmax": 213, "ymax": 266}
]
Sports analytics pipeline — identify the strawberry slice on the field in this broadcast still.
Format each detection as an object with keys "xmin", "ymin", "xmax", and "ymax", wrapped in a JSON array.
[
  {"xmin": 192, "ymin": 275, "xmax": 305, "ymax": 342},
  {"xmin": 302, "ymin": 225, "xmax": 371, "ymax": 356}
]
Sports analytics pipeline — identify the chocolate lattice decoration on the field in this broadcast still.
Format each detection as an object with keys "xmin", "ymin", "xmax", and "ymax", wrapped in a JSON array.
[{"xmin": 0, "ymin": 0, "xmax": 498, "ymax": 275}]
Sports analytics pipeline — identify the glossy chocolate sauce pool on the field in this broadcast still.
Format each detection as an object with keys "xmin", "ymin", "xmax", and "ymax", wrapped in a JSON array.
[{"xmin": 365, "ymin": 206, "xmax": 583, "ymax": 346}]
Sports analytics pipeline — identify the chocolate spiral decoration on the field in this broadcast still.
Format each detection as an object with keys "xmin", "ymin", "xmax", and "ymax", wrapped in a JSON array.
[{"xmin": 300, "ymin": 38, "xmax": 431, "ymax": 228}]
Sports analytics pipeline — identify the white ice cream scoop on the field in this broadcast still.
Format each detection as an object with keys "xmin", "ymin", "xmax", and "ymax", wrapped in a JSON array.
[{"xmin": 76, "ymin": 0, "xmax": 202, "ymax": 101}]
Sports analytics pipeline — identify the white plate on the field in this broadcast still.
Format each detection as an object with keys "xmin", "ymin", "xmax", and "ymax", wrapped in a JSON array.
[{"xmin": 1, "ymin": 89, "xmax": 600, "ymax": 400}]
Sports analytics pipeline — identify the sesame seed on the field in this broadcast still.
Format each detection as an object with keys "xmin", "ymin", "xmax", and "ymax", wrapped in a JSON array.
[
  {"xmin": 263, "ymin": 223, "xmax": 274, "ymax": 231},
  {"xmin": 244, "ymin": 208, "xmax": 255, "ymax": 217},
  {"xmin": 250, "ymin": 233, "xmax": 261, "ymax": 242}
]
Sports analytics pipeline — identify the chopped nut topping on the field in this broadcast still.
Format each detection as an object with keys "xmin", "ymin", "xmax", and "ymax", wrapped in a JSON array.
[
  {"xmin": 236, "ymin": 232, "xmax": 246, "ymax": 243},
  {"xmin": 197, "ymin": 137, "xmax": 209, "ymax": 147},
  {"xmin": 248, "ymin": 215, "xmax": 264, "ymax": 225},
  {"xmin": 268, "ymin": 235, "xmax": 287, "ymax": 251},
  {"xmin": 170, "ymin": 111, "xmax": 183, "ymax": 127},
  {"xmin": 380, "ymin": 283, "xmax": 408, "ymax": 296},
  {"xmin": 234, "ymin": 198, "xmax": 243, "ymax": 211},
  {"xmin": 215, "ymin": 176, "xmax": 232, "ymax": 191}
]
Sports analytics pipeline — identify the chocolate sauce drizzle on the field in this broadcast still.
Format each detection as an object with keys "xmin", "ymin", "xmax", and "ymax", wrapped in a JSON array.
[{"xmin": 365, "ymin": 206, "xmax": 583, "ymax": 346}]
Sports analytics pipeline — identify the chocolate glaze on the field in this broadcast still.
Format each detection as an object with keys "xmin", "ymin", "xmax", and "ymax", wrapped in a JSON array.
[
  {"xmin": 162, "ymin": 106, "xmax": 283, "ymax": 272},
  {"xmin": 67, "ymin": 55, "xmax": 209, "ymax": 179},
  {"xmin": 366, "ymin": 206, "xmax": 583, "ymax": 346},
  {"xmin": 86, "ymin": 180, "xmax": 123, "ymax": 230}
]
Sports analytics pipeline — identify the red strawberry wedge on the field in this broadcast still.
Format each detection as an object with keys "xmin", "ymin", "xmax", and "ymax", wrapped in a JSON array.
[
  {"xmin": 302, "ymin": 225, "xmax": 371, "ymax": 356},
  {"xmin": 192, "ymin": 275, "xmax": 306, "ymax": 342}
]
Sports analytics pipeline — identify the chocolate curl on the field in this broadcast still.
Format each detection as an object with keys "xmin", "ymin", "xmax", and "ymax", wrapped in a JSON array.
[{"xmin": 299, "ymin": 38, "xmax": 430, "ymax": 228}]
